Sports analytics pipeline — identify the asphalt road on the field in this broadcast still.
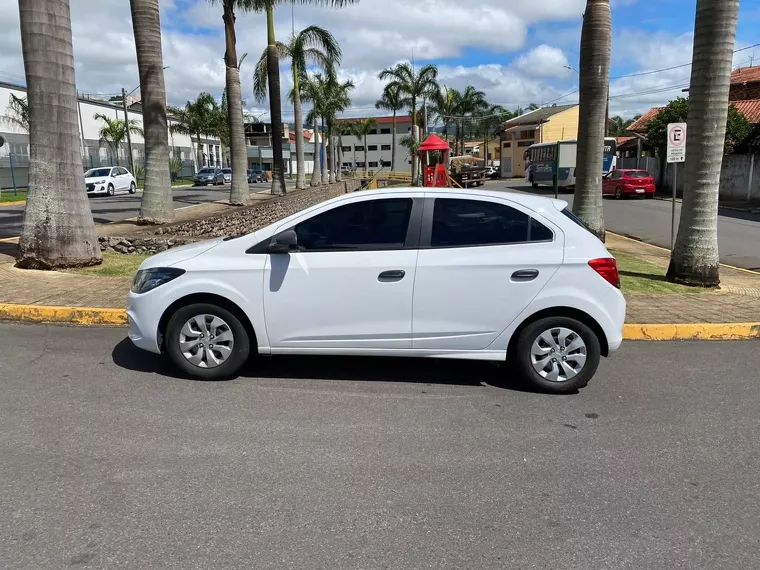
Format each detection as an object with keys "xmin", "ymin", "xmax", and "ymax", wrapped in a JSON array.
[
  {"xmin": 0, "ymin": 182, "xmax": 274, "ymax": 239},
  {"xmin": 2, "ymin": 323, "xmax": 758, "ymax": 569},
  {"xmin": 491, "ymin": 180, "xmax": 760, "ymax": 271}
]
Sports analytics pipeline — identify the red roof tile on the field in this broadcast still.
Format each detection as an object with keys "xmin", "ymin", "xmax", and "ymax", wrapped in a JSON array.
[
  {"xmin": 627, "ymin": 107, "xmax": 664, "ymax": 133},
  {"xmin": 732, "ymin": 99, "xmax": 760, "ymax": 124},
  {"xmin": 731, "ymin": 66, "xmax": 760, "ymax": 85}
]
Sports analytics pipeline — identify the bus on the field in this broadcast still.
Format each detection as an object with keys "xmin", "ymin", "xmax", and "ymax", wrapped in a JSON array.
[{"xmin": 524, "ymin": 138, "xmax": 617, "ymax": 189}]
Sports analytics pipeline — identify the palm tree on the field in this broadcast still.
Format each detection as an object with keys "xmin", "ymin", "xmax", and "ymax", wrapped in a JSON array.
[
  {"xmin": 322, "ymin": 76, "xmax": 354, "ymax": 183},
  {"xmin": 454, "ymin": 85, "xmax": 487, "ymax": 155},
  {"xmin": 300, "ymin": 73, "xmax": 326, "ymax": 186},
  {"xmin": 253, "ymin": 25, "xmax": 341, "ymax": 190},
  {"xmin": 15, "ymin": 0, "xmax": 100, "ymax": 269},
  {"xmin": 168, "ymin": 93, "xmax": 220, "ymax": 170},
  {"xmin": 375, "ymin": 84, "xmax": 403, "ymax": 171},
  {"xmin": 93, "ymin": 114, "xmax": 144, "ymax": 165},
  {"xmin": 430, "ymin": 85, "xmax": 461, "ymax": 149},
  {"xmin": 573, "ymin": 0, "xmax": 612, "ymax": 240},
  {"xmin": 667, "ymin": 0, "xmax": 740, "ymax": 286},
  {"xmin": 129, "ymin": 0, "xmax": 175, "ymax": 223},
  {"xmin": 378, "ymin": 62, "xmax": 439, "ymax": 184},
  {"xmin": 607, "ymin": 115, "xmax": 634, "ymax": 137},
  {"xmin": 349, "ymin": 117, "xmax": 376, "ymax": 173},
  {"xmin": 2, "ymin": 94, "xmax": 29, "ymax": 131}
]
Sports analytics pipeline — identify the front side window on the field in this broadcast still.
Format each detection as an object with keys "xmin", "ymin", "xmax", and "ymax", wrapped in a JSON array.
[
  {"xmin": 431, "ymin": 199, "xmax": 551, "ymax": 247},
  {"xmin": 295, "ymin": 198, "xmax": 413, "ymax": 251}
]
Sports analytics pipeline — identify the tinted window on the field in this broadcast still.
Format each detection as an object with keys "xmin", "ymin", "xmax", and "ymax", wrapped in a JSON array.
[
  {"xmin": 561, "ymin": 208, "xmax": 592, "ymax": 234},
  {"xmin": 295, "ymin": 198, "xmax": 412, "ymax": 251},
  {"xmin": 625, "ymin": 170, "xmax": 650, "ymax": 179},
  {"xmin": 198, "ymin": 169, "xmax": 213, "ymax": 174},
  {"xmin": 530, "ymin": 218, "xmax": 553, "ymax": 241},
  {"xmin": 611, "ymin": 170, "xmax": 622, "ymax": 179},
  {"xmin": 431, "ymin": 199, "xmax": 531, "ymax": 247}
]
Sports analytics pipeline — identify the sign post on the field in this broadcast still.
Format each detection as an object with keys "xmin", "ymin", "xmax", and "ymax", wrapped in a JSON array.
[
  {"xmin": 553, "ymin": 142, "xmax": 560, "ymax": 199},
  {"xmin": 666, "ymin": 123, "xmax": 687, "ymax": 249}
]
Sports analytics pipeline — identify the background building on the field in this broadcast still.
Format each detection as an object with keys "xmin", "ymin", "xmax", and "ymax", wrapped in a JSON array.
[{"xmin": 338, "ymin": 116, "xmax": 414, "ymax": 172}]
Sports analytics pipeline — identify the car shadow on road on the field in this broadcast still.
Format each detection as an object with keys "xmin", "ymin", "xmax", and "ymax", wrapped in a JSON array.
[{"xmin": 111, "ymin": 337, "xmax": 540, "ymax": 390}]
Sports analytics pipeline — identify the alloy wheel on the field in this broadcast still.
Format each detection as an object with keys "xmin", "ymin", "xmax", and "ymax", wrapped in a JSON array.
[
  {"xmin": 530, "ymin": 327, "xmax": 587, "ymax": 382},
  {"xmin": 179, "ymin": 314, "xmax": 235, "ymax": 369}
]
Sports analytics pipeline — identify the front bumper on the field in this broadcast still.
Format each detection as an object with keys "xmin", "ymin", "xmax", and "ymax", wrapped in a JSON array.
[{"xmin": 127, "ymin": 291, "xmax": 163, "ymax": 354}]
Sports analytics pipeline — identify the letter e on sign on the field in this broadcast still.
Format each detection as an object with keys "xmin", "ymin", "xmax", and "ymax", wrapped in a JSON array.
[{"xmin": 667, "ymin": 123, "xmax": 687, "ymax": 163}]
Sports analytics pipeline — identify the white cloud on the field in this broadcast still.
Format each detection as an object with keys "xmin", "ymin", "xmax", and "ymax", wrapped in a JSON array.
[{"xmin": 515, "ymin": 45, "xmax": 572, "ymax": 78}]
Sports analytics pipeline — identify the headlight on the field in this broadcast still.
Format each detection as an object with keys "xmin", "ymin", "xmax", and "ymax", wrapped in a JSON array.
[
  {"xmin": 131, "ymin": 267, "xmax": 185, "ymax": 294},
  {"xmin": 95, "ymin": 179, "xmax": 106, "ymax": 184}
]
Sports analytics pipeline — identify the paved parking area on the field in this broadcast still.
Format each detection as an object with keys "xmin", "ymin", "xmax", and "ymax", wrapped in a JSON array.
[{"xmin": 1, "ymin": 323, "xmax": 758, "ymax": 569}]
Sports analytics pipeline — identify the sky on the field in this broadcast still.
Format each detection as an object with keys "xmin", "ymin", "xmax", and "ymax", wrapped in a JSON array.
[{"xmin": 1, "ymin": 0, "xmax": 760, "ymax": 124}]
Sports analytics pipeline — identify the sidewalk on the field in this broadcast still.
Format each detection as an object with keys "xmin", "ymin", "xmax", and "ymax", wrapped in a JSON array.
[{"xmin": 1, "ymin": 233, "xmax": 760, "ymax": 325}]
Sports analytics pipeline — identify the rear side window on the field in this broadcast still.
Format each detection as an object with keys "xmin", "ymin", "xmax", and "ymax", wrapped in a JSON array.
[
  {"xmin": 431, "ymin": 199, "xmax": 552, "ymax": 247},
  {"xmin": 562, "ymin": 208, "xmax": 593, "ymax": 234},
  {"xmin": 626, "ymin": 171, "xmax": 650, "ymax": 179},
  {"xmin": 295, "ymin": 198, "xmax": 412, "ymax": 251}
]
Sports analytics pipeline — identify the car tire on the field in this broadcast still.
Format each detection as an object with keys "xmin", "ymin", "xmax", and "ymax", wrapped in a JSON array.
[
  {"xmin": 511, "ymin": 316, "xmax": 601, "ymax": 394},
  {"xmin": 129, "ymin": 182, "xmax": 136, "ymax": 194},
  {"xmin": 107, "ymin": 184, "xmax": 115, "ymax": 196},
  {"xmin": 165, "ymin": 303, "xmax": 251, "ymax": 380},
  {"xmin": 615, "ymin": 186, "xmax": 622, "ymax": 200},
  {"xmin": 530, "ymin": 176, "xmax": 538, "ymax": 189}
]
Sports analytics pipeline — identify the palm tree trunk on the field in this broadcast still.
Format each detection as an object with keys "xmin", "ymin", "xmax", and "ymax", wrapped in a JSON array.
[
  {"xmin": 667, "ymin": 0, "xmax": 739, "ymax": 286},
  {"xmin": 16, "ymin": 0, "xmax": 101, "ymax": 269},
  {"xmin": 336, "ymin": 134, "xmax": 343, "ymax": 182},
  {"xmin": 223, "ymin": 0, "xmax": 250, "ymax": 206},
  {"xmin": 131, "ymin": 0, "xmax": 174, "ymax": 224},
  {"xmin": 265, "ymin": 6, "xmax": 286, "ymax": 196},
  {"xmin": 329, "ymin": 134, "xmax": 336, "ymax": 184},
  {"xmin": 572, "ymin": 0, "xmax": 611, "ymax": 240},
  {"xmin": 196, "ymin": 132, "xmax": 204, "ymax": 170},
  {"xmin": 320, "ymin": 116, "xmax": 329, "ymax": 184},
  {"xmin": 391, "ymin": 111, "xmax": 396, "ymax": 172},
  {"xmin": 310, "ymin": 113, "xmax": 320, "ymax": 186},
  {"xmin": 364, "ymin": 134, "xmax": 368, "ymax": 172},
  {"xmin": 292, "ymin": 66, "xmax": 306, "ymax": 189},
  {"xmin": 411, "ymin": 102, "xmax": 417, "ymax": 184}
]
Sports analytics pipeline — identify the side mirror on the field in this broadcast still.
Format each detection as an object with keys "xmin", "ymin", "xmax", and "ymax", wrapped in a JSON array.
[{"xmin": 268, "ymin": 229, "xmax": 298, "ymax": 254}]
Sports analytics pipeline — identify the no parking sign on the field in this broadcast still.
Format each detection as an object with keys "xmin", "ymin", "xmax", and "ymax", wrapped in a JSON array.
[{"xmin": 667, "ymin": 123, "xmax": 687, "ymax": 163}]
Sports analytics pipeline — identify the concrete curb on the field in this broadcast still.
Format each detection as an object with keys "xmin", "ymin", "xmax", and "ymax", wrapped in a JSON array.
[{"xmin": 0, "ymin": 303, "xmax": 758, "ymax": 340}]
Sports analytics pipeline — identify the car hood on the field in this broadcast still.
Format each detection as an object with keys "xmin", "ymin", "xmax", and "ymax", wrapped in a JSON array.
[
  {"xmin": 84, "ymin": 176, "xmax": 110, "ymax": 184},
  {"xmin": 139, "ymin": 238, "xmax": 225, "ymax": 269}
]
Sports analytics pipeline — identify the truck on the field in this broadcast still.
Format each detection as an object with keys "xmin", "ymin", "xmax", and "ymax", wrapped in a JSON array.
[{"xmin": 448, "ymin": 156, "xmax": 488, "ymax": 188}]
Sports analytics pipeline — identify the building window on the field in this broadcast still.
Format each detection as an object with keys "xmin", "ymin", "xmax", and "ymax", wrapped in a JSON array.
[
  {"xmin": 369, "ymin": 129, "xmax": 377, "ymax": 135},
  {"xmin": 380, "ymin": 128, "xmax": 391, "ymax": 134},
  {"xmin": 368, "ymin": 145, "xmax": 378, "ymax": 151},
  {"xmin": 341, "ymin": 146, "xmax": 351, "ymax": 152},
  {"xmin": 369, "ymin": 161, "xmax": 379, "ymax": 168},
  {"xmin": 9, "ymin": 143, "xmax": 29, "ymax": 158},
  {"xmin": 355, "ymin": 145, "xmax": 364, "ymax": 151},
  {"xmin": 381, "ymin": 160, "xmax": 391, "ymax": 167},
  {"xmin": 517, "ymin": 141, "xmax": 533, "ymax": 147},
  {"xmin": 503, "ymin": 142, "xmax": 511, "ymax": 149},
  {"xmin": 381, "ymin": 144, "xmax": 391, "ymax": 151},
  {"xmin": 356, "ymin": 161, "xmax": 366, "ymax": 168}
]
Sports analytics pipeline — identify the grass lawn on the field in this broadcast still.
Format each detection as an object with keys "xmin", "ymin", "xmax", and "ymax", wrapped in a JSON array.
[
  {"xmin": 136, "ymin": 179, "xmax": 193, "ymax": 190},
  {"xmin": 66, "ymin": 253, "xmax": 149, "ymax": 277},
  {"xmin": 0, "ymin": 190, "xmax": 27, "ymax": 203},
  {"xmin": 611, "ymin": 250, "xmax": 711, "ymax": 294}
]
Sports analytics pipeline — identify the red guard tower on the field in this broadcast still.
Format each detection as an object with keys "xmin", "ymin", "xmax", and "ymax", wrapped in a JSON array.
[{"xmin": 418, "ymin": 134, "xmax": 450, "ymax": 187}]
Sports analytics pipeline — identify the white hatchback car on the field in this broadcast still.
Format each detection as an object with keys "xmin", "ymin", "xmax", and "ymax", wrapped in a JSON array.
[
  {"xmin": 85, "ymin": 166, "xmax": 137, "ymax": 196},
  {"xmin": 127, "ymin": 188, "xmax": 626, "ymax": 393}
]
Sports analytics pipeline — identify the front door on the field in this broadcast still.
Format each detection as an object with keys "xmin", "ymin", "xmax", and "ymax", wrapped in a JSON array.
[
  {"xmin": 412, "ymin": 195, "xmax": 563, "ymax": 351},
  {"xmin": 501, "ymin": 157, "xmax": 512, "ymax": 178},
  {"xmin": 264, "ymin": 196, "xmax": 421, "ymax": 351}
]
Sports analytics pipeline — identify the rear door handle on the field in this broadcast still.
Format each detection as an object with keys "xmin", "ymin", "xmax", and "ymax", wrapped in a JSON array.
[
  {"xmin": 378, "ymin": 270, "xmax": 405, "ymax": 282},
  {"xmin": 511, "ymin": 269, "xmax": 539, "ymax": 282}
]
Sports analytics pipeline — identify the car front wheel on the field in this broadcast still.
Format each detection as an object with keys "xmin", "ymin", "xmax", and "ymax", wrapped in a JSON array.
[
  {"xmin": 129, "ymin": 182, "xmax": 136, "ymax": 194},
  {"xmin": 512, "ymin": 316, "xmax": 601, "ymax": 393},
  {"xmin": 107, "ymin": 184, "xmax": 115, "ymax": 196},
  {"xmin": 165, "ymin": 303, "xmax": 251, "ymax": 380}
]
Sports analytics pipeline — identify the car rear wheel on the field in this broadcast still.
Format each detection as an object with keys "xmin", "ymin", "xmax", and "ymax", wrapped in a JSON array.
[
  {"xmin": 165, "ymin": 303, "xmax": 251, "ymax": 380},
  {"xmin": 511, "ymin": 316, "xmax": 601, "ymax": 393},
  {"xmin": 129, "ymin": 182, "xmax": 136, "ymax": 194},
  {"xmin": 615, "ymin": 186, "xmax": 622, "ymax": 200},
  {"xmin": 107, "ymin": 184, "xmax": 115, "ymax": 196}
]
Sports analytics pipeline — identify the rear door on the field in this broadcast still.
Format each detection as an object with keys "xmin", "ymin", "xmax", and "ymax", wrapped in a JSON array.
[{"xmin": 412, "ymin": 194, "xmax": 563, "ymax": 351}]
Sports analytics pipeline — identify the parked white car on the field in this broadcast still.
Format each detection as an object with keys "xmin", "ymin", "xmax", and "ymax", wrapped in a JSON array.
[
  {"xmin": 85, "ymin": 166, "xmax": 137, "ymax": 196},
  {"xmin": 127, "ymin": 188, "xmax": 626, "ymax": 393},
  {"xmin": 221, "ymin": 168, "xmax": 232, "ymax": 183}
]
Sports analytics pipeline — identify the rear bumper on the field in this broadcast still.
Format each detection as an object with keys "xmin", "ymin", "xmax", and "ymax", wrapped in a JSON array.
[{"xmin": 621, "ymin": 186, "xmax": 655, "ymax": 195}]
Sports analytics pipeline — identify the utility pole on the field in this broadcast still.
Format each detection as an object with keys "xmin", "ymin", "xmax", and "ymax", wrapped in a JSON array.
[{"xmin": 122, "ymin": 87, "xmax": 135, "ymax": 173}]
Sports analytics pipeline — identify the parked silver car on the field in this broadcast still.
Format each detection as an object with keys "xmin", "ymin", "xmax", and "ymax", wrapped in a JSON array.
[{"xmin": 193, "ymin": 167, "xmax": 224, "ymax": 186}]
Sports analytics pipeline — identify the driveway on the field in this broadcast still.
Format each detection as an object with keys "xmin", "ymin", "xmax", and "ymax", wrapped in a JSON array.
[
  {"xmin": 1, "ymin": 322, "xmax": 758, "ymax": 569},
  {"xmin": 489, "ymin": 180, "xmax": 760, "ymax": 271}
]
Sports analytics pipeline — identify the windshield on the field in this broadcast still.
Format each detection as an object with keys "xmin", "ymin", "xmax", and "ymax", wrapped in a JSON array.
[
  {"xmin": 625, "ymin": 171, "xmax": 651, "ymax": 179},
  {"xmin": 198, "ymin": 169, "xmax": 214, "ymax": 174},
  {"xmin": 85, "ymin": 168, "xmax": 111, "ymax": 178},
  {"xmin": 222, "ymin": 169, "xmax": 232, "ymax": 174}
]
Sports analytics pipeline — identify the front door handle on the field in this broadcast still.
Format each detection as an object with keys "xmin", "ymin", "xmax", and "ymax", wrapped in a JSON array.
[
  {"xmin": 378, "ymin": 270, "xmax": 405, "ymax": 282},
  {"xmin": 511, "ymin": 269, "xmax": 539, "ymax": 282}
]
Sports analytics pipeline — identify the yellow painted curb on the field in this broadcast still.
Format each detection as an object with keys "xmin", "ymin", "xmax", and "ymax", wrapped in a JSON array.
[
  {"xmin": 623, "ymin": 323, "xmax": 760, "ymax": 340},
  {"xmin": 0, "ymin": 200, "xmax": 26, "ymax": 207},
  {"xmin": 0, "ymin": 303, "xmax": 127, "ymax": 326}
]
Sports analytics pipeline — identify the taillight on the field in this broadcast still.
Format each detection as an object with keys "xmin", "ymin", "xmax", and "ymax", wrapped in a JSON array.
[{"xmin": 589, "ymin": 258, "xmax": 620, "ymax": 288}]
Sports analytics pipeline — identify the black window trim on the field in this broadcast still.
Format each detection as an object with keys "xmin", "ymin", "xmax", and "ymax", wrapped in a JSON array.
[
  {"xmin": 419, "ymin": 196, "xmax": 554, "ymax": 250},
  {"xmin": 246, "ymin": 197, "xmax": 424, "ymax": 254}
]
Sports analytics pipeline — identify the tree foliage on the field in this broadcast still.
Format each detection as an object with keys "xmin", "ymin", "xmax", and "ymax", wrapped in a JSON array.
[
  {"xmin": 93, "ymin": 113, "xmax": 144, "ymax": 163},
  {"xmin": 644, "ymin": 97, "xmax": 751, "ymax": 154}
]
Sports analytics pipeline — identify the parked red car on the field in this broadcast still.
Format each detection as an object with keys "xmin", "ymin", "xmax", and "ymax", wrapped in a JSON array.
[{"xmin": 603, "ymin": 169, "xmax": 656, "ymax": 199}]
